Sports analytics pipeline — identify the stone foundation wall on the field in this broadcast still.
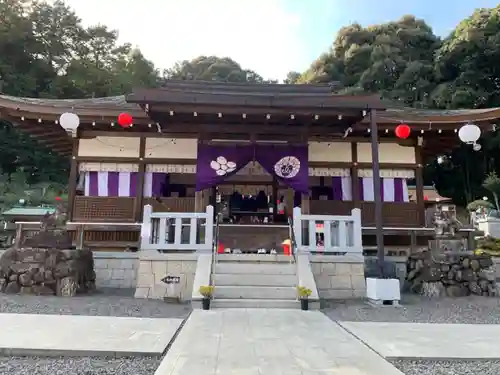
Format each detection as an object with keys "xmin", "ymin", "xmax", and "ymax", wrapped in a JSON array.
[
  {"xmin": 310, "ymin": 254, "xmax": 366, "ymax": 299},
  {"xmin": 134, "ymin": 251, "xmax": 198, "ymax": 301},
  {"xmin": 93, "ymin": 252, "xmax": 138, "ymax": 289}
]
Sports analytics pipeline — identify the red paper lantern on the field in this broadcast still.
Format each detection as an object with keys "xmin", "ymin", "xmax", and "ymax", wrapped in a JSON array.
[
  {"xmin": 395, "ymin": 124, "xmax": 411, "ymax": 139},
  {"xmin": 118, "ymin": 112, "xmax": 133, "ymax": 128}
]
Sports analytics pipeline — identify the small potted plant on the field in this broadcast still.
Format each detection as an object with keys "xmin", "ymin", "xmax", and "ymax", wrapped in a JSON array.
[
  {"xmin": 199, "ymin": 285, "xmax": 214, "ymax": 310},
  {"xmin": 297, "ymin": 286, "xmax": 312, "ymax": 311}
]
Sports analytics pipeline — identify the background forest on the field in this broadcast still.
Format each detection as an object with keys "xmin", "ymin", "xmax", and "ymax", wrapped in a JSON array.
[{"xmin": 1, "ymin": 0, "xmax": 500, "ymax": 209}]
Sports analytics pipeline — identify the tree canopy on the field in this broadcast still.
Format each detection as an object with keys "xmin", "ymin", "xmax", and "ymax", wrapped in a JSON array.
[{"xmin": 2, "ymin": 1, "xmax": 500, "ymax": 207}]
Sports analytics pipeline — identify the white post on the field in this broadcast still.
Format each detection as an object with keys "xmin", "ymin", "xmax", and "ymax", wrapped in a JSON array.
[
  {"xmin": 293, "ymin": 207, "xmax": 304, "ymax": 252},
  {"xmin": 351, "ymin": 208, "xmax": 363, "ymax": 253},
  {"xmin": 140, "ymin": 204, "xmax": 153, "ymax": 250},
  {"xmin": 201, "ymin": 205, "xmax": 214, "ymax": 252}
]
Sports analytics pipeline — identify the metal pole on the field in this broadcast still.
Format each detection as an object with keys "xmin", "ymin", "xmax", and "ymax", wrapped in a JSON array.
[{"xmin": 370, "ymin": 109, "xmax": 385, "ymax": 277}]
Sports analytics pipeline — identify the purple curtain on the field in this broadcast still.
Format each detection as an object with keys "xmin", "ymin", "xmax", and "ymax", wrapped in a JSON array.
[
  {"xmin": 196, "ymin": 143, "xmax": 254, "ymax": 191},
  {"xmin": 255, "ymin": 144, "xmax": 309, "ymax": 193}
]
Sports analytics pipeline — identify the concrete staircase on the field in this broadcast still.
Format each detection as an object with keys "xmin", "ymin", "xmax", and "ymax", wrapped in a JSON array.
[{"xmin": 211, "ymin": 255, "xmax": 299, "ymax": 309}]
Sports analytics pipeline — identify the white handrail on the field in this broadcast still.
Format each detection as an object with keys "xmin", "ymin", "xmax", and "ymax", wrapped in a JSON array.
[
  {"xmin": 293, "ymin": 207, "xmax": 363, "ymax": 253},
  {"xmin": 140, "ymin": 205, "xmax": 214, "ymax": 252}
]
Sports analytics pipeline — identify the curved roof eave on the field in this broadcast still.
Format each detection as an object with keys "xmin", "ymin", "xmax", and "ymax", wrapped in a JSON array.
[{"xmin": 0, "ymin": 93, "xmax": 499, "ymax": 125}]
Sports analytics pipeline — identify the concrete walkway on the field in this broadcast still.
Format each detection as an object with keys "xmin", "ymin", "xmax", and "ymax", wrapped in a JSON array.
[
  {"xmin": 155, "ymin": 309, "xmax": 403, "ymax": 375},
  {"xmin": 0, "ymin": 313, "xmax": 183, "ymax": 357},
  {"xmin": 339, "ymin": 321, "xmax": 500, "ymax": 360}
]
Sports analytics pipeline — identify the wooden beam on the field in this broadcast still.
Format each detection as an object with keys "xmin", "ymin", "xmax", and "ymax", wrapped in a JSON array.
[
  {"xmin": 351, "ymin": 142, "xmax": 360, "ymax": 208},
  {"xmin": 134, "ymin": 137, "xmax": 147, "ymax": 222},
  {"xmin": 67, "ymin": 138, "xmax": 79, "ymax": 221},
  {"xmin": 414, "ymin": 145, "xmax": 425, "ymax": 226}
]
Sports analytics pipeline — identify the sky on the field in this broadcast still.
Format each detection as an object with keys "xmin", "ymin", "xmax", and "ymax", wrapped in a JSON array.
[{"xmin": 62, "ymin": 0, "xmax": 499, "ymax": 81}]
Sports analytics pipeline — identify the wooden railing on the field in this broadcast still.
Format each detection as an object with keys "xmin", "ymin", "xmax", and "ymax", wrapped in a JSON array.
[
  {"xmin": 140, "ymin": 204, "xmax": 214, "ymax": 252},
  {"xmin": 293, "ymin": 207, "xmax": 363, "ymax": 253}
]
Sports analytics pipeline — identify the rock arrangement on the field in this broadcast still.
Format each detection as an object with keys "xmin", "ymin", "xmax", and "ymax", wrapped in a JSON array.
[
  {"xmin": 0, "ymin": 247, "xmax": 95, "ymax": 296},
  {"xmin": 0, "ymin": 202, "xmax": 96, "ymax": 296},
  {"xmin": 405, "ymin": 250, "xmax": 497, "ymax": 297}
]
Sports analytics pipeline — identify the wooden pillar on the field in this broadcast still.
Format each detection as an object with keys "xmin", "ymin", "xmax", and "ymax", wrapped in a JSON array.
[
  {"xmin": 67, "ymin": 138, "xmax": 79, "ymax": 221},
  {"xmin": 272, "ymin": 176, "xmax": 278, "ymax": 215},
  {"xmin": 134, "ymin": 137, "xmax": 147, "ymax": 222},
  {"xmin": 350, "ymin": 142, "xmax": 361, "ymax": 209},
  {"xmin": 194, "ymin": 190, "xmax": 204, "ymax": 212},
  {"xmin": 284, "ymin": 187, "xmax": 294, "ymax": 216},
  {"xmin": 415, "ymin": 142, "xmax": 425, "ymax": 227},
  {"xmin": 301, "ymin": 194, "xmax": 310, "ymax": 214}
]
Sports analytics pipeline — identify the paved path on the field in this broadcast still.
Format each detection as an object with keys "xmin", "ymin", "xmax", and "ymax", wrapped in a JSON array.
[
  {"xmin": 0, "ymin": 313, "xmax": 183, "ymax": 357},
  {"xmin": 155, "ymin": 309, "xmax": 403, "ymax": 375},
  {"xmin": 339, "ymin": 321, "xmax": 500, "ymax": 360}
]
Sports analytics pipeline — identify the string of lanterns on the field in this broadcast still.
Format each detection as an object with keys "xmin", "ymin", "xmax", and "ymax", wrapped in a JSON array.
[
  {"xmin": 59, "ymin": 112, "xmax": 134, "ymax": 137},
  {"xmin": 58, "ymin": 111, "xmax": 484, "ymax": 148}
]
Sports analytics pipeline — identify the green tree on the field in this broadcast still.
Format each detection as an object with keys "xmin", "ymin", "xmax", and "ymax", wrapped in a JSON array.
[{"xmin": 164, "ymin": 55, "xmax": 271, "ymax": 83}]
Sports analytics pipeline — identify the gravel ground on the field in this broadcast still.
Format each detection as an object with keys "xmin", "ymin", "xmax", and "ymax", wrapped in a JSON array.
[
  {"xmin": 390, "ymin": 359, "xmax": 500, "ymax": 375},
  {"xmin": 324, "ymin": 294, "xmax": 500, "ymax": 324},
  {"xmin": 0, "ymin": 288, "xmax": 191, "ymax": 318},
  {"xmin": 0, "ymin": 356, "xmax": 161, "ymax": 375}
]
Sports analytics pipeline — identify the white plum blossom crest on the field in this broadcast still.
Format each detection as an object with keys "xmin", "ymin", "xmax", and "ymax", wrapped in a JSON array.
[
  {"xmin": 274, "ymin": 156, "xmax": 300, "ymax": 179},
  {"xmin": 210, "ymin": 156, "xmax": 237, "ymax": 176}
]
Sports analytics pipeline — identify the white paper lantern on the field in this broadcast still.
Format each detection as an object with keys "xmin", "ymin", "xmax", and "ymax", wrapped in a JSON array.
[
  {"xmin": 458, "ymin": 123, "xmax": 481, "ymax": 144},
  {"xmin": 59, "ymin": 112, "xmax": 80, "ymax": 131}
]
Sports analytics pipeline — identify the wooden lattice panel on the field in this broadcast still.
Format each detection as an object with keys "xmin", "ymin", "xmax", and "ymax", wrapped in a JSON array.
[
  {"xmin": 73, "ymin": 197, "xmax": 135, "ymax": 222},
  {"xmin": 361, "ymin": 202, "xmax": 419, "ymax": 227},
  {"xmin": 143, "ymin": 197, "xmax": 195, "ymax": 213},
  {"xmin": 309, "ymin": 201, "xmax": 353, "ymax": 216}
]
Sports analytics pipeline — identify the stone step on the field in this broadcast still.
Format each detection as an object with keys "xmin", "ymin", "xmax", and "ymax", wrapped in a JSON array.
[
  {"xmin": 214, "ymin": 273, "xmax": 297, "ymax": 287},
  {"xmin": 214, "ymin": 262, "xmax": 295, "ymax": 275},
  {"xmin": 216, "ymin": 254, "xmax": 294, "ymax": 263},
  {"xmin": 211, "ymin": 298, "xmax": 300, "ymax": 309},
  {"xmin": 213, "ymin": 286, "xmax": 297, "ymax": 300}
]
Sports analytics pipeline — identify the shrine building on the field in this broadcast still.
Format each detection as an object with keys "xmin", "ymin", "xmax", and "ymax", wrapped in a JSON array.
[{"xmin": 0, "ymin": 80, "xmax": 494, "ymax": 302}]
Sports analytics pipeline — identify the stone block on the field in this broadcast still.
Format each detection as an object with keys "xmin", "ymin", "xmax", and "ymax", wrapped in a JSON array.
[
  {"xmin": 123, "ymin": 269, "xmax": 136, "ymax": 282},
  {"xmin": 111, "ymin": 269, "xmax": 125, "ymax": 280},
  {"xmin": 334, "ymin": 263, "xmax": 351, "ymax": 276},
  {"xmin": 181, "ymin": 260, "xmax": 196, "ymax": 274},
  {"xmin": 106, "ymin": 259, "xmax": 122, "ymax": 270},
  {"xmin": 314, "ymin": 275, "xmax": 331, "ymax": 289},
  {"xmin": 136, "ymin": 272, "xmax": 154, "ymax": 288},
  {"xmin": 320, "ymin": 262, "xmax": 336, "ymax": 275},
  {"xmin": 330, "ymin": 275, "xmax": 352, "ymax": 290},
  {"xmin": 310, "ymin": 262, "xmax": 322, "ymax": 275},
  {"xmin": 150, "ymin": 284, "xmax": 168, "ymax": 299},
  {"xmin": 93, "ymin": 259, "xmax": 109, "ymax": 269},
  {"xmin": 152, "ymin": 261, "xmax": 167, "ymax": 279},
  {"xmin": 351, "ymin": 275, "xmax": 366, "ymax": 290},
  {"xmin": 167, "ymin": 260, "xmax": 182, "ymax": 274},
  {"xmin": 96, "ymin": 269, "xmax": 112, "ymax": 281},
  {"xmin": 134, "ymin": 287, "xmax": 149, "ymax": 299},
  {"xmin": 122, "ymin": 259, "xmax": 136, "ymax": 270},
  {"xmin": 350, "ymin": 263, "xmax": 365, "ymax": 276},
  {"xmin": 137, "ymin": 260, "xmax": 152, "ymax": 275},
  {"xmin": 319, "ymin": 289, "xmax": 354, "ymax": 299},
  {"xmin": 352, "ymin": 289, "xmax": 366, "ymax": 298}
]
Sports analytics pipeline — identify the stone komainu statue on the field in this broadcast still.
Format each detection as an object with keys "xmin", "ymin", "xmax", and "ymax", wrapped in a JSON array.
[{"xmin": 432, "ymin": 205, "xmax": 462, "ymax": 237}]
